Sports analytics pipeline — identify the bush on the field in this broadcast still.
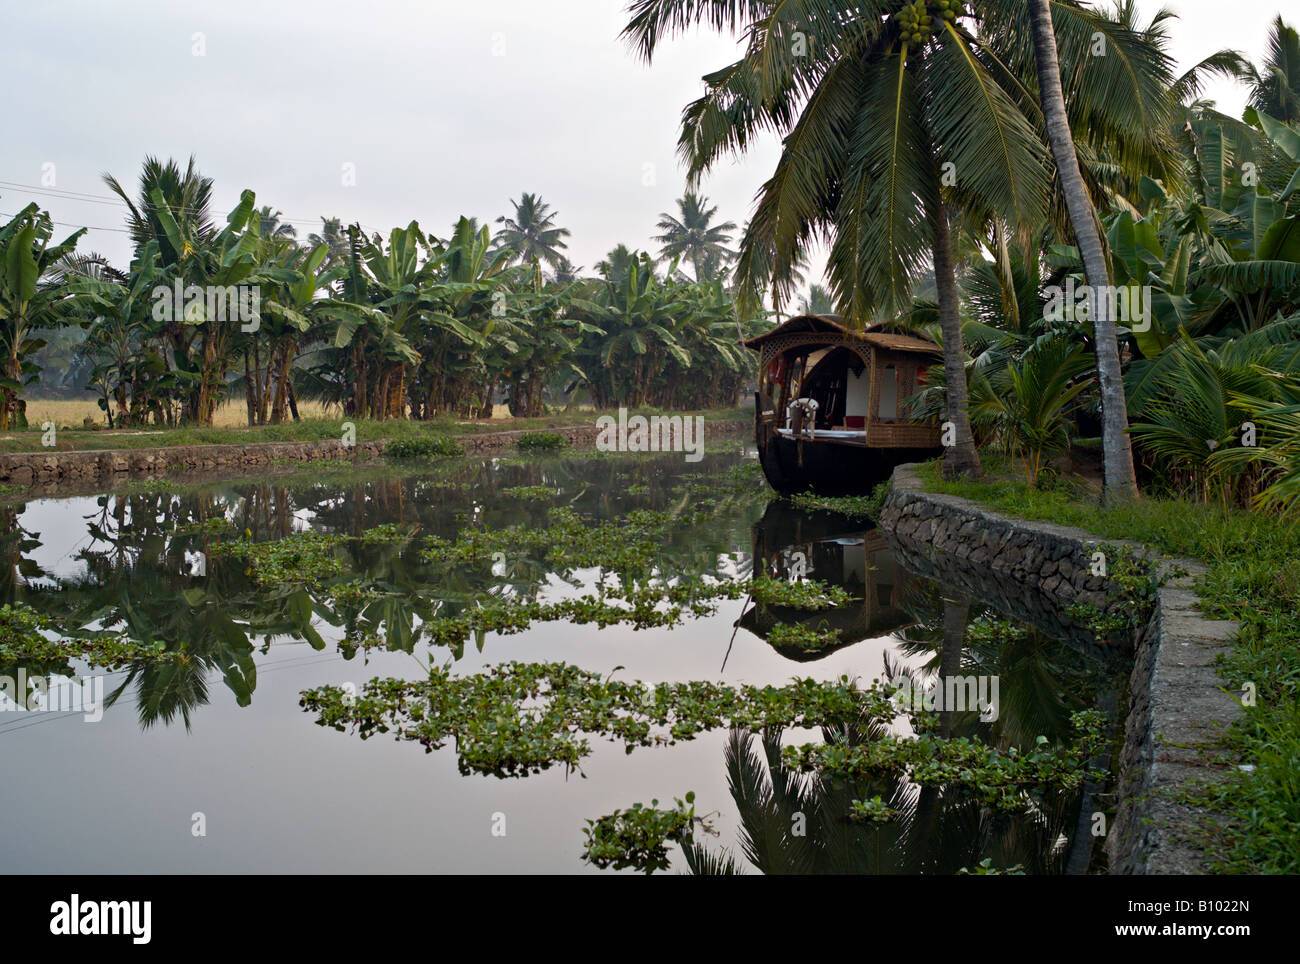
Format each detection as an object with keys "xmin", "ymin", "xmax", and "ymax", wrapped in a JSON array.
[
  {"xmin": 384, "ymin": 436, "xmax": 464, "ymax": 459},
  {"xmin": 516, "ymin": 431, "xmax": 569, "ymax": 452}
]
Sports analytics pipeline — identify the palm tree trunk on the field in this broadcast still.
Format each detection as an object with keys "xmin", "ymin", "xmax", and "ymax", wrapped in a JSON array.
[
  {"xmin": 927, "ymin": 195, "xmax": 982, "ymax": 479},
  {"xmin": 244, "ymin": 349, "xmax": 257, "ymax": 426},
  {"xmin": 1028, "ymin": 0, "xmax": 1138, "ymax": 504}
]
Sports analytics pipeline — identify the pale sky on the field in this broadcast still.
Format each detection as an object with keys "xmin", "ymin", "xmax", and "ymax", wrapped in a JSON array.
[{"xmin": 1, "ymin": 0, "xmax": 1289, "ymax": 289}]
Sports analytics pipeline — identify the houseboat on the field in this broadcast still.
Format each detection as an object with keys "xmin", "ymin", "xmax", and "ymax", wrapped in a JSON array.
[{"xmin": 746, "ymin": 314, "xmax": 944, "ymax": 495}]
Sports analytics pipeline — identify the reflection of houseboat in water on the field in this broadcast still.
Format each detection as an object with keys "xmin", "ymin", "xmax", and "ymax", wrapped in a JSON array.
[
  {"xmin": 737, "ymin": 501, "xmax": 919, "ymax": 661},
  {"xmin": 746, "ymin": 314, "xmax": 944, "ymax": 495}
]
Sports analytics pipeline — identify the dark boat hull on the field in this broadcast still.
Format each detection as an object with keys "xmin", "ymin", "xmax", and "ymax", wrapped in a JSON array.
[{"xmin": 757, "ymin": 433, "xmax": 940, "ymax": 496}]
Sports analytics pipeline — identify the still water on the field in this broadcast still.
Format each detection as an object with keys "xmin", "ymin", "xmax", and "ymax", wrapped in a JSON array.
[{"xmin": 0, "ymin": 451, "xmax": 1126, "ymax": 873}]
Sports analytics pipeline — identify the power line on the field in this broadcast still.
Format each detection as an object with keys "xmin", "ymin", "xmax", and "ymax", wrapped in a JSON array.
[
  {"xmin": 0, "ymin": 178, "xmax": 394, "ymax": 243},
  {"xmin": 0, "ymin": 211, "xmax": 134, "ymax": 234},
  {"xmin": 0, "ymin": 178, "xmax": 352, "ymax": 228}
]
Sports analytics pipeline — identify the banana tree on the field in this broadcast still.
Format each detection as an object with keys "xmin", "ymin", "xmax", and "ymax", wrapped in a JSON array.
[
  {"xmin": 75, "ymin": 241, "xmax": 170, "ymax": 427},
  {"xmin": 138, "ymin": 187, "xmax": 278, "ymax": 424},
  {"xmin": 0, "ymin": 205, "xmax": 104, "ymax": 428},
  {"xmin": 248, "ymin": 241, "xmax": 335, "ymax": 424},
  {"xmin": 408, "ymin": 217, "xmax": 517, "ymax": 418},
  {"xmin": 571, "ymin": 251, "xmax": 691, "ymax": 407}
]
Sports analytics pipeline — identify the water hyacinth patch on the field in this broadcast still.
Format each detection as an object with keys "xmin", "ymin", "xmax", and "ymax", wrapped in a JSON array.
[
  {"xmin": 782, "ymin": 710, "xmax": 1110, "ymax": 813},
  {"xmin": 299, "ymin": 661, "xmax": 884, "ymax": 777},
  {"xmin": 501, "ymin": 484, "xmax": 556, "ymax": 502},
  {"xmin": 420, "ymin": 505, "xmax": 727, "ymax": 574},
  {"xmin": 357, "ymin": 523, "xmax": 417, "ymax": 545},
  {"xmin": 0, "ymin": 603, "xmax": 178, "ymax": 669},
  {"xmin": 211, "ymin": 530, "xmax": 344, "ymax": 586},
  {"xmin": 749, "ymin": 576, "xmax": 852, "ymax": 610},
  {"xmin": 767, "ymin": 622, "xmax": 840, "ymax": 652},
  {"xmin": 581, "ymin": 793, "xmax": 714, "ymax": 873}
]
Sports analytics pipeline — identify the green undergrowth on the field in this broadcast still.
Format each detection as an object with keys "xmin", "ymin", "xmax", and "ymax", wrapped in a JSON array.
[
  {"xmin": 0, "ymin": 409, "xmax": 747, "ymax": 454},
  {"xmin": 516, "ymin": 432, "xmax": 569, "ymax": 451},
  {"xmin": 383, "ymin": 436, "xmax": 465, "ymax": 459},
  {"xmin": 917, "ymin": 458, "xmax": 1300, "ymax": 874}
]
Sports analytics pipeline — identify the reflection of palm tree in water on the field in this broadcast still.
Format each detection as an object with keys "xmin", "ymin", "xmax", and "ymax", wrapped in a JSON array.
[
  {"xmin": 686, "ymin": 718, "xmax": 1077, "ymax": 875},
  {"xmin": 690, "ymin": 591, "xmax": 1112, "ymax": 875},
  {"xmin": 15, "ymin": 454, "xmax": 758, "ymax": 727}
]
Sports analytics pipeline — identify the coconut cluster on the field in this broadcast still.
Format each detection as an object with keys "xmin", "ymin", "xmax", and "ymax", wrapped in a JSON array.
[{"xmin": 896, "ymin": 0, "xmax": 966, "ymax": 44}]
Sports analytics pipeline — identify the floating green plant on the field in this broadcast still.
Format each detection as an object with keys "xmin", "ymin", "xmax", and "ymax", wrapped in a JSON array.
[
  {"xmin": 502, "ymin": 484, "xmax": 555, "ymax": 502},
  {"xmin": 958, "ymin": 859, "xmax": 1027, "ymax": 875},
  {"xmin": 782, "ymin": 709, "xmax": 1109, "ymax": 813},
  {"xmin": 174, "ymin": 517, "xmax": 232, "ymax": 537},
  {"xmin": 784, "ymin": 485, "xmax": 889, "ymax": 519},
  {"xmin": 750, "ymin": 576, "xmax": 851, "ymax": 610},
  {"xmin": 398, "ymin": 576, "xmax": 840, "ymax": 653},
  {"xmin": 0, "ymin": 604, "xmax": 179, "ymax": 669},
  {"xmin": 768, "ymin": 622, "xmax": 840, "ymax": 651},
  {"xmin": 848, "ymin": 795, "xmax": 898, "ymax": 823},
  {"xmin": 422, "ymin": 506, "xmax": 685, "ymax": 573},
  {"xmin": 411, "ymin": 580, "xmax": 745, "ymax": 650},
  {"xmin": 357, "ymin": 523, "xmax": 415, "ymax": 545},
  {"xmin": 212, "ymin": 530, "xmax": 343, "ymax": 585},
  {"xmin": 299, "ymin": 661, "xmax": 879, "ymax": 777},
  {"xmin": 300, "ymin": 660, "xmax": 1106, "ymax": 830},
  {"xmin": 582, "ymin": 793, "xmax": 714, "ymax": 873}
]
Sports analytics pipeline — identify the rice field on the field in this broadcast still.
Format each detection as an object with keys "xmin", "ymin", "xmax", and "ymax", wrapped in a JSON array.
[{"xmin": 22, "ymin": 398, "xmax": 340, "ymax": 429}]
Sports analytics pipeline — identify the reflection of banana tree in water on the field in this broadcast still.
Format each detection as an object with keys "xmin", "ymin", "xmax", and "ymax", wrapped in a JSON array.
[
  {"xmin": 13, "ymin": 452, "xmax": 768, "ymax": 724},
  {"xmin": 0, "ymin": 503, "xmax": 44, "ymax": 606}
]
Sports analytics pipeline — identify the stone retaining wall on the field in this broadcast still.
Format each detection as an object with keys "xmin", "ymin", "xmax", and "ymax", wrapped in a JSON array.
[{"xmin": 879, "ymin": 463, "xmax": 1241, "ymax": 875}]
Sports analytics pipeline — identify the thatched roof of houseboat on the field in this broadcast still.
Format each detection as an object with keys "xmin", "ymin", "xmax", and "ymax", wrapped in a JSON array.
[{"xmin": 743, "ymin": 314, "xmax": 940, "ymax": 355}]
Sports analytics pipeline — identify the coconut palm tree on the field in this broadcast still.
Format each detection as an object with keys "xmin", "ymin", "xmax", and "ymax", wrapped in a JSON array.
[
  {"xmin": 1246, "ymin": 15, "xmax": 1300, "ymax": 125},
  {"xmin": 625, "ymin": 1, "xmax": 1177, "ymax": 485},
  {"xmin": 257, "ymin": 206, "xmax": 297, "ymax": 241},
  {"xmin": 653, "ymin": 192, "xmax": 737, "ymax": 282},
  {"xmin": 307, "ymin": 217, "xmax": 349, "ymax": 267},
  {"xmin": 103, "ymin": 155, "xmax": 215, "ymax": 262},
  {"xmin": 493, "ymin": 193, "xmax": 571, "ymax": 270},
  {"xmin": 1024, "ymin": 0, "xmax": 1160, "ymax": 503},
  {"xmin": 624, "ymin": 1, "xmax": 1058, "ymax": 479},
  {"xmin": 798, "ymin": 284, "xmax": 834, "ymax": 316},
  {"xmin": 548, "ymin": 255, "xmax": 583, "ymax": 285}
]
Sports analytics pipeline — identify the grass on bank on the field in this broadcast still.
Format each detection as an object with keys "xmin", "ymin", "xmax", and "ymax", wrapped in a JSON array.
[
  {"xmin": 915, "ymin": 458, "xmax": 1300, "ymax": 874},
  {"xmin": 0, "ymin": 404, "xmax": 750, "ymax": 454}
]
